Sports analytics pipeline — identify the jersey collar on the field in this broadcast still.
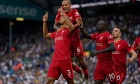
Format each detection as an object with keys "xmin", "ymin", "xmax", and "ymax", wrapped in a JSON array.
[
  {"xmin": 64, "ymin": 10, "xmax": 72, "ymax": 16},
  {"xmin": 115, "ymin": 39, "xmax": 122, "ymax": 44}
]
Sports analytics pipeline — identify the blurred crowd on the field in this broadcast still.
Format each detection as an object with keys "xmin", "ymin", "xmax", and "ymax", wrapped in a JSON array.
[{"xmin": 0, "ymin": 14, "xmax": 140, "ymax": 84}]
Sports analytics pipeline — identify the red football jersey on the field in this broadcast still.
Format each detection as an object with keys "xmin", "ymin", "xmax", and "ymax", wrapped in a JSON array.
[
  {"xmin": 91, "ymin": 32, "xmax": 114, "ymax": 63},
  {"xmin": 55, "ymin": 9, "xmax": 81, "ymax": 41},
  {"xmin": 132, "ymin": 37, "xmax": 140, "ymax": 66},
  {"xmin": 112, "ymin": 40, "xmax": 132, "ymax": 73},
  {"xmin": 50, "ymin": 28, "xmax": 72, "ymax": 61}
]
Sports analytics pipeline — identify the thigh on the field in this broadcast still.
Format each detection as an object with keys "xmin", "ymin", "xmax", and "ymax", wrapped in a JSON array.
[
  {"xmin": 72, "ymin": 41, "xmax": 83, "ymax": 57},
  {"xmin": 102, "ymin": 65, "xmax": 118, "ymax": 83},
  {"xmin": 47, "ymin": 61, "xmax": 61, "ymax": 80},
  {"xmin": 94, "ymin": 66, "xmax": 105, "ymax": 81},
  {"xmin": 59, "ymin": 61, "xmax": 74, "ymax": 79}
]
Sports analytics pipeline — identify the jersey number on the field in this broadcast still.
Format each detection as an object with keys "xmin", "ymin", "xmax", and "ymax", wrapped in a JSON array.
[
  {"xmin": 67, "ymin": 69, "xmax": 71, "ymax": 77},
  {"xmin": 77, "ymin": 47, "xmax": 81, "ymax": 53}
]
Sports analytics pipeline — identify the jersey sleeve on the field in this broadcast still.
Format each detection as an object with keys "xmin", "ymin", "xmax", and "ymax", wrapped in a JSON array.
[
  {"xmin": 91, "ymin": 34, "xmax": 96, "ymax": 40},
  {"xmin": 73, "ymin": 9, "xmax": 81, "ymax": 20},
  {"xmin": 106, "ymin": 33, "xmax": 114, "ymax": 44},
  {"xmin": 50, "ymin": 32, "xmax": 56, "ymax": 39},
  {"xmin": 124, "ymin": 41, "xmax": 133, "ymax": 53},
  {"xmin": 132, "ymin": 39, "xmax": 138, "ymax": 51},
  {"xmin": 55, "ymin": 12, "xmax": 61, "ymax": 22}
]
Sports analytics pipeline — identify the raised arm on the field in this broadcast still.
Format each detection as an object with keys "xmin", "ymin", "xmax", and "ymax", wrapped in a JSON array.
[
  {"xmin": 74, "ymin": 17, "xmax": 81, "ymax": 28},
  {"xmin": 43, "ymin": 12, "xmax": 51, "ymax": 38},
  {"xmin": 60, "ymin": 9, "xmax": 74, "ymax": 31},
  {"xmin": 80, "ymin": 26, "xmax": 92, "ymax": 39}
]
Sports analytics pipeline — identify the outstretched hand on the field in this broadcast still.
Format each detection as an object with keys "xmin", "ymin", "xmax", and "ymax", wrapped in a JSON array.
[
  {"xmin": 90, "ymin": 51, "xmax": 99, "ymax": 58},
  {"xmin": 43, "ymin": 12, "xmax": 48, "ymax": 22}
]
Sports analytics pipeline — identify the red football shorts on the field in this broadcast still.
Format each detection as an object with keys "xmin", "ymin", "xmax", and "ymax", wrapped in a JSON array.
[
  {"xmin": 116, "ymin": 69, "xmax": 126, "ymax": 84},
  {"xmin": 94, "ymin": 62, "xmax": 118, "ymax": 83},
  {"xmin": 47, "ymin": 60, "xmax": 74, "ymax": 79},
  {"xmin": 71, "ymin": 41, "xmax": 83, "ymax": 57}
]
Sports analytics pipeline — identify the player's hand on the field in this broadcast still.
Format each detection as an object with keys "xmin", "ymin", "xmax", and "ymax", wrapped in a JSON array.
[
  {"xmin": 58, "ymin": 6, "xmax": 62, "ymax": 12},
  {"xmin": 60, "ymin": 8, "xmax": 65, "ymax": 16},
  {"xmin": 127, "ymin": 58, "xmax": 133, "ymax": 63},
  {"xmin": 90, "ymin": 51, "xmax": 99, "ymax": 58},
  {"xmin": 43, "ymin": 12, "xmax": 48, "ymax": 22},
  {"xmin": 136, "ymin": 44, "xmax": 140, "ymax": 50}
]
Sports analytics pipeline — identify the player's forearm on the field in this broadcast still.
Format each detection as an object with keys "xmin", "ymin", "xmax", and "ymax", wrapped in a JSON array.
[
  {"xmin": 64, "ymin": 15, "xmax": 74, "ymax": 30},
  {"xmin": 80, "ymin": 27, "xmax": 92, "ymax": 39},
  {"xmin": 43, "ymin": 21, "xmax": 49, "ymax": 37},
  {"xmin": 53, "ymin": 22, "xmax": 59, "ymax": 30},
  {"xmin": 74, "ymin": 23, "xmax": 80, "ymax": 29},
  {"xmin": 130, "ymin": 50, "xmax": 138, "ymax": 62},
  {"xmin": 98, "ymin": 43, "xmax": 115, "ymax": 53},
  {"xmin": 131, "ymin": 53, "xmax": 137, "ymax": 62}
]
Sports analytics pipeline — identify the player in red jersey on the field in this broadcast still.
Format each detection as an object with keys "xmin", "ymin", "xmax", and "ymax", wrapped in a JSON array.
[
  {"xmin": 80, "ymin": 20, "xmax": 118, "ymax": 84},
  {"xmin": 54, "ymin": 0, "xmax": 88, "ymax": 81},
  {"xmin": 112, "ymin": 25, "xmax": 137, "ymax": 84},
  {"xmin": 132, "ymin": 37, "xmax": 140, "ymax": 67},
  {"xmin": 43, "ymin": 10, "xmax": 75, "ymax": 84}
]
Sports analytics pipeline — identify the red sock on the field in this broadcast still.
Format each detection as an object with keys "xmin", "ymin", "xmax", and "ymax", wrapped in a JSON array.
[
  {"xmin": 82, "ymin": 68, "xmax": 88, "ymax": 79},
  {"xmin": 73, "ymin": 65, "xmax": 82, "ymax": 74}
]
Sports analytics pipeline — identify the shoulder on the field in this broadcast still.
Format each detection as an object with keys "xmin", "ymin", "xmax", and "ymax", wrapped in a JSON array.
[
  {"xmin": 106, "ymin": 32, "xmax": 111, "ymax": 35},
  {"xmin": 105, "ymin": 32, "xmax": 113, "ymax": 37},
  {"xmin": 121, "ymin": 40, "xmax": 128, "ymax": 44},
  {"xmin": 72, "ymin": 9, "xmax": 80, "ymax": 14},
  {"xmin": 72, "ymin": 9, "xmax": 78, "ymax": 12},
  {"xmin": 122, "ymin": 40, "xmax": 130, "ymax": 46},
  {"xmin": 135, "ymin": 37, "xmax": 140, "ymax": 41}
]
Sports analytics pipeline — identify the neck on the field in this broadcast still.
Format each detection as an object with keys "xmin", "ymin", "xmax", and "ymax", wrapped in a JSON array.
[
  {"xmin": 114, "ymin": 37, "xmax": 121, "ymax": 43},
  {"xmin": 99, "ymin": 30, "xmax": 106, "ymax": 34},
  {"xmin": 65, "ymin": 9, "xmax": 71, "ymax": 14}
]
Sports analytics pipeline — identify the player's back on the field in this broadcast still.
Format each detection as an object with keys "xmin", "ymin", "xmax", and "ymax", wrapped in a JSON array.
[
  {"xmin": 92, "ymin": 32, "xmax": 114, "ymax": 64},
  {"xmin": 50, "ymin": 28, "xmax": 72, "ymax": 61},
  {"xmin": 112, "ymin": 40, "xmax": 132, "ymax": 72}
]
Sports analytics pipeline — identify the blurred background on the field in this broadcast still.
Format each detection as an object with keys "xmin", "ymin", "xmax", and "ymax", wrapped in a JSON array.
[{"xmin": 0, "ymin": 0, "xmax": 140, "ymax": 84}]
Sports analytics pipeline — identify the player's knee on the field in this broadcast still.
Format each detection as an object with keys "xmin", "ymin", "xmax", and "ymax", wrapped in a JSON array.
[
  {"xmin": 72, "ymin": 63, "xmax": 76, "ymax": 69},
  {"xmin": 66, "ymin": 79, "xmax": 74, "ymax": 84},
  {"xmin": 46, "ymin": 78, "xmax": 55, "ymax": 84}
]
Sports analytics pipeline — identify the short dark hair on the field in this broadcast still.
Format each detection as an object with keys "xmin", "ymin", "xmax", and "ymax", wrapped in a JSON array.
[
  {"xmin": 115, "ymin": 25, "xmax": 124, "ymax": 34},
  {"xmin": 63, "ymin": 0, "xmax": 71, "ymax": 4}
]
